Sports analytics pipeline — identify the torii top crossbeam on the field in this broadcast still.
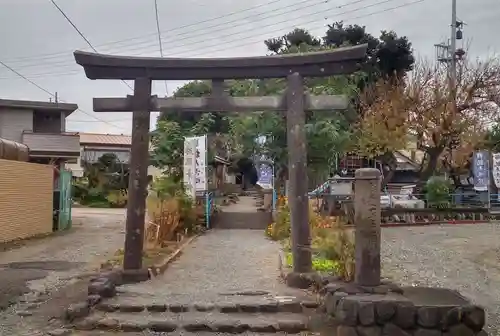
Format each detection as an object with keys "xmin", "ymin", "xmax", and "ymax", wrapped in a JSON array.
[{"xmin": 73, "ymin": 44, "xmax": 367, "ymax": 81}]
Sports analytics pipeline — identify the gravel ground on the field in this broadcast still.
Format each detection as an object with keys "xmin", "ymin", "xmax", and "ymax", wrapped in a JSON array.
[
  {"xmin": 118, "ymin": 222, "xmax": 500, "ymax": 333},
  {"xmin": 0, "ymin": 208, "xmax": 126, "ymax": 335},
  {"xmin": 381, "ymin": 223, "xmax": 500, "ymax": 333},
  {"xmin": 118, "ymin": 229, "xmax": 307, "ymax": 303}
]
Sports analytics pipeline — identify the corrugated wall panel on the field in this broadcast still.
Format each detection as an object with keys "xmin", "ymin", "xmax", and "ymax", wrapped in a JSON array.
[
  {"xmin": 22, "ymin": 133, "xmax": 80, "ymax": 153},
  {"xmin": 0, "ymin": 159, "xmax": 53, "ymax": 243}
]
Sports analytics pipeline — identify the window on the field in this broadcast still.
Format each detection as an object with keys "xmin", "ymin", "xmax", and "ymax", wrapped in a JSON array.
[
  {"xmin": 33, "ymin": 111, "xmax": 61, "ymax": 133},
  {"xmin": 82, "ymin": 149, "xmax": 130, "ymax": 163}
]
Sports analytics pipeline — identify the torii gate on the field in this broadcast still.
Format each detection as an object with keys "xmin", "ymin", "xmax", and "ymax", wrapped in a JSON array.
[{"xmin": 73, "ymin": 44, "xmax": 367, "ymax": 282}]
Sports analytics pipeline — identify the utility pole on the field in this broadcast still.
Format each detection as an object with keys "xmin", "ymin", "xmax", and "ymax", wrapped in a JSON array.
[
  {"xmin": 435, "ymin": 0, "xmax": 464, "ymax": 86},
  {"xmin": 450, "ymin": 0, "xmax": 457, "ymax": 88}
]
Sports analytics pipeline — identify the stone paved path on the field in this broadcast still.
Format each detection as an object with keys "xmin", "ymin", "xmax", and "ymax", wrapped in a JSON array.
[
  {"xmin": 0, "ymin": 208, "xmax": 126, "ymax": 336},
  {"xmin": 75, "ymin": 216, "xmax": 319, "ymax": 334},
  {"xmin": 117, "ymin": 230, "xmax": 303, "ymax": 300}
]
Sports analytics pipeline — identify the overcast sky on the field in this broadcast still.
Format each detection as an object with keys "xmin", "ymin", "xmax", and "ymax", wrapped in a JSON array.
[{"xmin": 0, "ymin": 0, "xmax": 498, "ymax": 135}]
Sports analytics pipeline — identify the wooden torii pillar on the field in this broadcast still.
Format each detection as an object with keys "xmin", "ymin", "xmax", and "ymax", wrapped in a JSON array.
[{"xmin": 73, "ymin": 45, "xmax": 367, "ymax": 281}]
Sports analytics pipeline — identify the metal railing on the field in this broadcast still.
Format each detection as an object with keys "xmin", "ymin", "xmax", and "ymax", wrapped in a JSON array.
[
  {"xmin": 309, "ymin": 192, "xmax": 493, "ymax": 207},
  {"xmin": 205, "ymin": 191, "xmax": 214, "ymax": 229}
]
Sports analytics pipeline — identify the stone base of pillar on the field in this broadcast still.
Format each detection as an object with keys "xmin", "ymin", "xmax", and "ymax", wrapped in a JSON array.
[
  {"xmin": 121, "ymin": 268, "xmax": 150, "ymax": 284},
  {"xmin": 323, "ymin": 282, "xmax": 488, "ymax": 336},
  {"xmin": 285, "ymin": 271, "xmax": 321, "ymax": 289}
]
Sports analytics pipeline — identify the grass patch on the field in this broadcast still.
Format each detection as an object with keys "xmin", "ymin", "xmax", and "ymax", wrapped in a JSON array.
[{"xmin": 285, "ymin": 252, "xmax": 340, "ymax": 274}]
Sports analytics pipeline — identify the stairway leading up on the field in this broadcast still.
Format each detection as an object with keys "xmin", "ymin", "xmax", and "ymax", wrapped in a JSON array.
[{"xmin": 213, "ymin": 195, "xmax": 272, "ymax": 230}]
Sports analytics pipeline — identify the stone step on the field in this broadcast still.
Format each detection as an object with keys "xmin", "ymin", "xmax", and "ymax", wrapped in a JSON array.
[
  {"xmin": 214, "ymin": 212, "xmax": 271, "ymax": 230},
  {"xmin": 75, "ymin": 311, "xmax": 311, "ymax": 333},
  {"xmin": 95, "ymin": 296, "xmax": 320, "ymax": 314},
  {"xmin": 241, "ymin": 191, "xmax": 263, "ymax": 197}
]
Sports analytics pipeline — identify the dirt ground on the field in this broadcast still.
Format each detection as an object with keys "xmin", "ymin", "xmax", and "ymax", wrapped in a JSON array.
[{"xmin": 0, "ymin": 208, "xmax": 126, "ymax": 335}]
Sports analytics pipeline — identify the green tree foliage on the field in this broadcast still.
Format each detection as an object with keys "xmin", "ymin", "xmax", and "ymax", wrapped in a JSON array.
[
  {"xmin": 150, "ymin": 121, "xmax": 185, "ymax": 182},
  {"xmin": 265, "ymin": 25, "xmax": 414, "ymax": 85},
  {"xmin": 323, "ymin": 22, "xmax": 414, "ymax": 85},
  {"xmin": 73, "ymin": 153, "xmax": 129, "ymax": 207},
  {"xmin": 485, "ymin": 123, "xmax": 500, "ymax": 153},
  {"xmin": 159, "ymin": 81, "xmax": 228, "ymax": 133},
  {"xmin": 151, "ymin": 24, "xmax": 415, "ymax": 188},
  {"xmin": 150, "ymin": 114, "xmax": 217, "ymax": 182},
  {"xmin": 264, "ymin": 28, "xmax": 321, "ymax": 53},
  {"xmin": 251, "ymin": 29, "xmax": 363, "ymax": 183},
  {"xmin": 83, "ymin": 153, "xmax": 128, "ymax": 191}
]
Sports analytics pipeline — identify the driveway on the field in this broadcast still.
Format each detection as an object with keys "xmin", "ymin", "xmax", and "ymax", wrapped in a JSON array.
[{"xmin": 0, "ymin": 207, "xmax": 126, "ymax": 335}]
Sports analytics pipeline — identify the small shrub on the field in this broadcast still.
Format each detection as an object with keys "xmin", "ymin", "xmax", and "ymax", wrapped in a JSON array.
[
  {"xmin": 106, "ymin": 190, "xmax": 128, "ymax": 208},
  {"xmin": 426, "ymin": 176, "xmax": 452, "ymax": 209},
  {"xmin": 266, "ymin": 199, "xmax": 340, "ymax": 241},
  {"xmin": 270, "ymin": 196, "xmax": 355, "ymax": 281},
  {"xmin": 146, "ymin": 195, "xmax": 182, "ymax": 246},
  {"xmin": 313, "ymin": 217, "xmax": 355, "ymax": 281},
  {"xmin": 177, "ymin": 193, "xmax": 198, "ymax": 233},
  {"xmin": 266, "ymin": 201, "xmax": 291, "ymax": 241},
  {"xmin": 145, "ymin": 175, "xmax": 202, "ymax": 247}
]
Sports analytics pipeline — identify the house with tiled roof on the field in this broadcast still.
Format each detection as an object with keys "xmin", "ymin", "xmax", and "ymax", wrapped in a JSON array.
[
  {"xmin": 66, "ymin": 132, "xmax": 161, "ymax": 178},
  {"xmin": 79, "ymin": 133, "xmax": 132, "ymax": 163}
]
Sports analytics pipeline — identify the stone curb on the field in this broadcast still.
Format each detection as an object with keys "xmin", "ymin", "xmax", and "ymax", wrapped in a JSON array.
[
  {"xmin": 95, "ymin": 300, "xmax": 320, "ymax": 314},
  {"xmin": 75, "ymin": 316, "xmax": 310, "ymax": 333},
  {"xmin": 63, "ymin": 233, "xmax": 201, "ymax": 325},
  {"xmin": 147, "ymin": 233, "xmax": 201, "ymax": 277}
]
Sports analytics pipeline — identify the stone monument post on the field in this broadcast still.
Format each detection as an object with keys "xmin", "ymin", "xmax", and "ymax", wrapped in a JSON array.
[{"xmin": 353, "ymin": 168, "xmax": 381, "ymax": 287}]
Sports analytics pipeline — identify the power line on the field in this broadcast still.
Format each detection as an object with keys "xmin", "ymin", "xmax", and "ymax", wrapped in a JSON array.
[
  {"xmin": 3, "ymin": 0, "xmax": 402, "ymax": 75},
  {"xmin": 48, "ymin": 0, "xmax": 134, "ymax": 91},
  {"xmin": 176, "ymin": 0, "xmax": 427, "ymax": 58},
  {"xmin": 0, "ymin": 0, "xmax": 425, "ymax": 130},
  {"xmin": 12, "ymin": 0, "xmax": 382, "ymax": 70},
  {"xmin": 143, "ymin": 0, "xmax": 412, "ymax": 58},
  {"xmin": 0, "ymin": 0, "xmax": 426, "ymax": 82},
  {"xmin": 0, "ymin": 70, "xmax": 81, "ymax": 80},
  {"xmin": 49, "ymin": 0, "xmax": 97, "ymax": 53},
  {"xmin": 4, "ymin": 0, "xmax": 298, "ymax": 64},
  {"xmin": 13, "ymin": 0, "xmax": 326, "ymax": 70},
  {"xmin": 153, "ymin": 0, "xmax": 169, "ymax": 95},
  {"xmin": 339, "ymin": 0, "xmax": 425, "ymax": 22},
  {"xmin": 0, "ymin": 60, "xmax": 55, "ymax": 97},
  {"xmin": 0, "ymin": 59, "xmax": 127, "ymax": 130}
]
